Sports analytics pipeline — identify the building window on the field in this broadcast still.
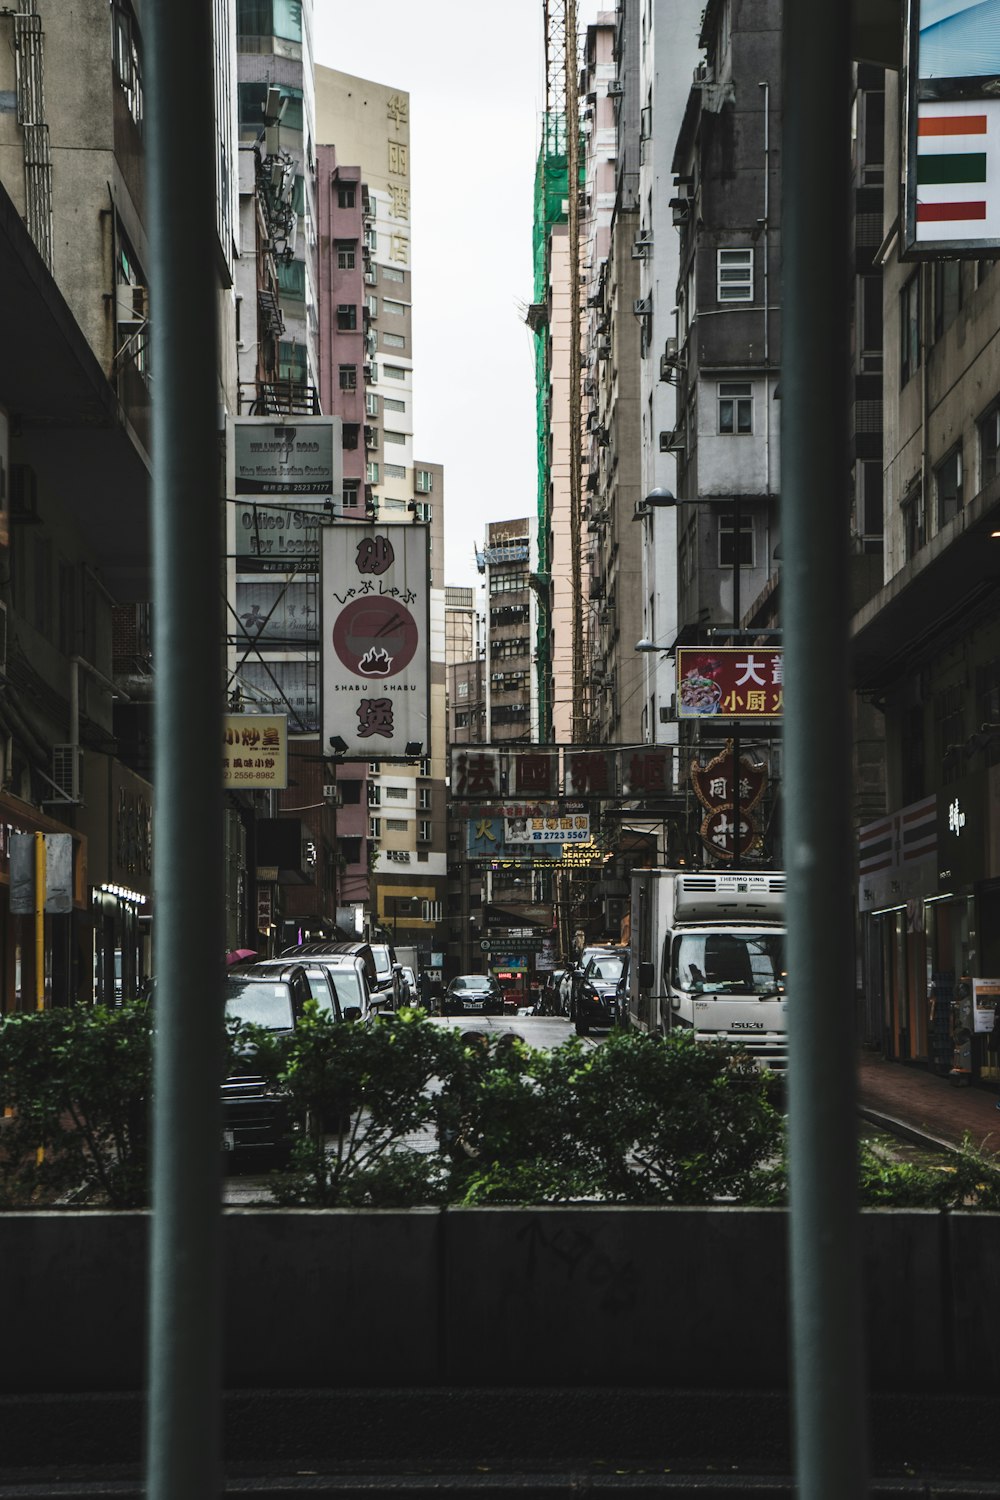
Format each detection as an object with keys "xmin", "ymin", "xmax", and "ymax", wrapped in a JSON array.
[
  {"xmin": 342, "ymin": 423, "xmax": 359, "ymax": 451},
  {"xmin": 384, "ymin": 396, "xmax": 406, "ymax": 413},
  {"xmin": 236, "ymin": 0, "xmax": 302, "ymax": 42},
  {"xmin": 382, "ymin": 332, "xmax": 406, "ymax": 349},
  {"xmin": 902, "ymin": 484, "xmax": 925, "ymax": 560},
  {"xmin": 418, "ymin": 821, "xmax": 432, "ymax": 843},
  {"xmin": 382, "ymin": 299, "xmax": 407, "ymax": 317},
  {"xmin": 366, "ymin": 461, "xmax": 380, "ymax": 485},
  {"xmin": 278, "ymin": 341, "xmax": 307, "ymax": 383},
  {"xmin": 718, "ymin": 509, "xmax": 754, "ymax": 568},
  {"xmin": 365, "ymin": 391, "xmax": 379, "ymax": 416},
  {"xmin": 900, "ymin": 271, "xmax": 921, "ymax": 387},
  {"xmin": 368, "ymin": 761, "xmax": 381, "ymax": 773},
  {"xmin": 415, "ymin": 469, "xmax": 433, "ymax": 493},
  {"xmin": 383, "ymin": 265, "xmax": 405, "ymax": 283},
  {"xmin": 113, "ymin": 1, "xmax": 144, "ymax": 132},
  {"xmin": 384, "ymin": 429, "xmax": 406, "ymax": 445},
  {"xmin": 337, "ymin": 304, "xmax": 357, "ymax": 331},
  {"xmin": 277, "ymin": 259, "xmax": 305, "ymax": 300},
  {"xmin": 383, "ymin": 364, "xmax": 407, "ymax": 381},
  {"xmin": 369, "ymin": 817, "xmax": 381, "ymax": 840},
  {"xmin": 413, "ymin": 501, "xmax": 431, "ymax": 521},
  {"xmin": 718, "ymin": 382, "xmax": 753, "ymax": 435},
  {"xmin": 933, "ymin": 260, "xmax": 962, "ymax": 342},
  {"xmin": 385, "ymin": 463, "xmax": 406, "ymax": 479},
  {"xmin": 338, "ymin": 364, "xmax": 357, "ymax": 391},
  {"xmin": 385, "ymin": 818, "xmax": 408, "ymax": 832},
  {"xmin": 935, "ymin": 446, "xmax": 963, "ymax": 528},
  {"xmin": 386, "ymin": 786, "xmax": 407, "ymax": 800},
  {"xmin": 980, "ymin": 402, "xmax": 1000, "ymax": 488},
  {"xmin": 857, "ymin": 460, "xmax": 883, "ymax": 551},
  {"xmin": 343, "ymin": 479, "xmax": 361, "ymax": 510},
  {"xmin": 418, "ymin": 788, "xmax": 432, "ymax": 810},
  {"xmin": 717, "ymin": 248, "xmax": 753, "ymax": 302},
  {"xmin": 336, "ymin": 240, "xmax": 356, "ymax": 269},
  {"xmin": 337, "ymin": 183, "xmax": 356, "ymax": 209}
]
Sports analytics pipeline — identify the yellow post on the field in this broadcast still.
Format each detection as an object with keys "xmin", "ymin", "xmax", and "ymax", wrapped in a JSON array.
[{"xmin": 34, "ymin": 831, "xmax": 45, "ymax": 1011}]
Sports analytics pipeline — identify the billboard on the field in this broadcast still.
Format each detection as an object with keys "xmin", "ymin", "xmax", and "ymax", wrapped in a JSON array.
[
  {"xmin": 231, "ymin": 416, "xmax": 342, "ymax": 497},
  {"xmin": 904, "ymin": 0, "xmax": 1000, "ymax": 254},
  {"xmin": 675, "ymin": 647, "xmax": 783, "ymax": 719},
  {"xmin": 321, "ymin": 524, "xmax": 430, "ymax": 758},
  {"xmin": 223, "ymin": 714, "xmax": 288, "ymax": 789}
]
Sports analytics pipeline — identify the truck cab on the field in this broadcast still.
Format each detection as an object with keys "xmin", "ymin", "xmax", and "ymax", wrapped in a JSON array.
[{"xmin": 629, "ymin": 870, "xmax": 788, "ymax": 1070}]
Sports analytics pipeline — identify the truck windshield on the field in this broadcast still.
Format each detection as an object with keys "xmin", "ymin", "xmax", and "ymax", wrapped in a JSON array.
[{"xmin": 671, "ymin": 933, "xmax": 785, "ymax": 996}]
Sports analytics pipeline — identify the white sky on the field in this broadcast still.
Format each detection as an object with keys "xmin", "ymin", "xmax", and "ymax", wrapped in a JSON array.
[{"xmin": 313, "ymin": 0, "xmax": 602, "ymax": 592}]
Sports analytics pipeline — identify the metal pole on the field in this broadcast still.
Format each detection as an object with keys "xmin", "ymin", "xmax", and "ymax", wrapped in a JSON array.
[
  {"xmin": 731, "ymin": 495, "xmax": 741, "ymax": 870},
  {"xmin": 781, "ymin": 5, "xmax": 867, "ymax": 1497},
  {"xmin": 145, "ymin": 1, "xmax": 225, "ymax": 1497}
]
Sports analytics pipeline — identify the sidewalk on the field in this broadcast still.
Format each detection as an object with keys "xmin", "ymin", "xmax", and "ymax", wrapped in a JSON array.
[{"xmin": 857, "ymin": 1046, "xmax": 1000, "ymax": 1156}]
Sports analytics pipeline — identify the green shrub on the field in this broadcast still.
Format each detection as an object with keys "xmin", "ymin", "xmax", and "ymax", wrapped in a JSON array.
[{"xmin": 0, "ymin": 1001, "xmax": 153, "ymax": 1208}]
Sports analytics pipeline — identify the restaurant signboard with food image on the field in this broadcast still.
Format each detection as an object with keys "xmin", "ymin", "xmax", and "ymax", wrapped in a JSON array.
[
  {"xmin": 676, "ymin": 647, "xmax": 783, "ymax": 720},
  {"xmin": 321, "ymin": 523, "xmax": 430, "ymax": 759}
]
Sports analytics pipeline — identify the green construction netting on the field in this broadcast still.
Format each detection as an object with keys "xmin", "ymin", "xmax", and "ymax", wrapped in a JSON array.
[{"xmin": 532, "ymin": 113, "xmax": 568, "ymax": 740}]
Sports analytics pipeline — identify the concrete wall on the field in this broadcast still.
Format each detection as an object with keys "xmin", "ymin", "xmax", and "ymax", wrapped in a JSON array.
[{"xmin": 5, "ymin": 1205, "xmax": 999, "ymax": 1397}]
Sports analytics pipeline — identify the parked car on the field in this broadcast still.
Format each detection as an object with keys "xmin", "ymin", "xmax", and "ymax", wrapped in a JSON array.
[
  {"xmin": 249, "ymin": 958, "xmax": 359, "ymax": 1023},
  {"xmin": 222, "ymin": 963, "xmax": 313, "ymax": 1167},
  {"xmin": 278, "ymin": 942, "xmax": 381, "ymax": 1021},
  {"xmin": 570, "ymin": 946, "xmax": 629, "ymax": 1034},
  {"xmin": 441, "ymin": 973, "xmax": 504, "ymax": 1017},
  {"xmin": 399, "ymin": 965, "xmax": 417, "ymax": 1004}
]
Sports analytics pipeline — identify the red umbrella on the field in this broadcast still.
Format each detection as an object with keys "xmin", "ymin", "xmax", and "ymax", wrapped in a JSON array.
[{"xmin": 226, "ymin": 949, "xmax": 258, "ymax": 967}]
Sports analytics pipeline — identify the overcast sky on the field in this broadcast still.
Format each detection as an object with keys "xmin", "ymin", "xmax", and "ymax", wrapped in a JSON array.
[{"xmin": 313, "ymin": 0, "xmax": 601, "ymax": 592}]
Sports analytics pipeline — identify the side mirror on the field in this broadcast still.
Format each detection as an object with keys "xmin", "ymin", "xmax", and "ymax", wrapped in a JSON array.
[
  {"xmin": 639, "ymin": 962, "xmax": 654, "ymax": 989},
  {"xmin": 671, "ymin": 994, "xmax": 682, "ymax": 1011},
  {"xmin": 343, "ymin": 1006, "xmax": 362, "ymax": 1023}
]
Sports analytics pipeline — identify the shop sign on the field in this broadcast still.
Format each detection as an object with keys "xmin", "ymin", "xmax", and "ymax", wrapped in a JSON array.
[
  {"xmin": 321, "ymin": 523, "xmax": 430, "ymax": 759},
  {"xmin": 858, "ymin": 794, "xmax": 937, "ymax": 911},
  {"xmin": 224, "ymin": 714, "xmax": 288, "ymax": 790},
  {"xmin": 505, "ymin": 815, "xmax": 590, "ymax": 844},
  {"xmin": 972, "ymin": 978, "xmax": 1000, "ymax": 1033},
  {"xmin": 902, "ymin": 0, "xmax": 1000, "ymax": 257},
  {"xmin": 231, "ymin": 417, "xmax": 341, "ymax": 497},
  {"xmin": 676, "ymin": 647, "xmax": 783, "ymax": 719},
  {"xmin": 257, "ymin": 884, "xmax": 273, "ymax": 932},
  {"xmin": 935, "ymin": 773, "xmax": 986, "ymax": 888},
  {"xmin": 690, "ymin": 740, "xmax": 767, "ymax": 861}
]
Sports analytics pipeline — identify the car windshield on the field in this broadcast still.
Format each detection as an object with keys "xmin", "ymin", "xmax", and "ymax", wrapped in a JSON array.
[
  {"xmin": 451, "ymin": 975, "xmax": 490, "ymax": 991},
  {"xmin": 370, "ymin": 947, "xmax": 393, "ymax": 979},
  {"xmin": 225, "ymin": 980, "xmax": 295, "ymax": 1030},
  {"xmin": 302, "ymin": 970, "xmax": 337, "ymax": 1014},
  {"xmin": 671, "ymin": 933, "xmax": 786, "ymax": 996},
  {"xmin": 585, "ymin": 955, "xmax": 625, "ymax": 983},
  {"xmin": 322, "ymin": 965, "xmax": 363, "ymax": 1007}
]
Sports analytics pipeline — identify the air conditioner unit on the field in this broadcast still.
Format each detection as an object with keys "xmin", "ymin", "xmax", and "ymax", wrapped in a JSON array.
[
  {"xmin": 51, "ymin": 745, "xmax": 82, "ymax": 803},
  {"xmin": 363, "ymin": 362, "xmax": 377, "ymax": 382},
  {"xmin": 660, "ymin": 430, "xmax": 685, "ymax": 452},
  {"xmin": 664, "ymin": 335, "xmax": 679, "ymax": 360},
  {"xmin": 631, "ymin": 232, "xmax": 653, "ymax": 259},
  {"xmin": 322, "ymin": 784, "xmax": 343, "ymax": 803},
  {"xmin": 672, "ymin": 179, "xmax": 693, "ymax": 201},
  {"xmin": 607, "ymin": 79, "xmax": 624, "ymax": 96},
  {"xmin": 116, "ymin": 284, "xmax": 148, "ymax": 325},
  {"xmin": 597, "ymin": 338, "xmax": 612, "ymax": 358},
  {"xmin": 363, "ymin": 268, "xmax": 378, "ymax": 285},
  {"xmin": 694, "ymin": 60, "xmax": 714, "ymax": 85},
  {"xmin": 633, "ymin": 296, "xmax": 652, "ymax": 317}
]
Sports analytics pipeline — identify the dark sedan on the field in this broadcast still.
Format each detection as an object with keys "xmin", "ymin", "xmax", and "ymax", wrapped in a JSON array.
[
  {"xmin": 572, "ymin": 949, "xmax": 628, "ymax": 1035},
  {"xmin": 442, "ymin": 973, "xmax": 504, "ymax": 1017}
]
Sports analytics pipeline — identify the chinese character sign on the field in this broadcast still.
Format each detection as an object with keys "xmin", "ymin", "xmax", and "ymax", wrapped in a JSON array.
[
  {"xmin": 903, "ymin": 0, "xmax": 1000, "ymax": 255},
  {"xmin": 505, "ymin": 815, "xmax": 590, "ymax": 844},
  {"xmin": 676, "ymin": 647, "xmax": 783, "ymax": 720},
  {"xmin": 321, "ymin": 524, "xmax": 430, "ymax": 758},
  {"xmin": 230, "ymin": 417, "xmax": 342, "ymax": 498},
  {"xmin": 223, "ymin": 714, "xmax": 288, "ymax": 789}
]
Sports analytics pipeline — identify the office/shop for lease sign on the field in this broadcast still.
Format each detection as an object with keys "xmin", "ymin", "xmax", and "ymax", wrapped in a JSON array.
[
  {"xmin": 321, "ymin": 523, "xmax": 430, "ymax": 759},
  {"xmin": 675, "ymin": 647, "xmax": 783, "ymax": 719},
  {"xmin": 903, "ymin": 0, "xmax": 1000, "ymax": 255}
]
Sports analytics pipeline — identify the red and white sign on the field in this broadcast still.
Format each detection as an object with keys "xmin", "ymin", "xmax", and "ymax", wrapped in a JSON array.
[
  {"xmin": 321, "ymin": 523, "xmax": 430, "ymax": 758},
  {"xmin": 676, "ymin": 647, "xmax": 783, "ymax": 720}
]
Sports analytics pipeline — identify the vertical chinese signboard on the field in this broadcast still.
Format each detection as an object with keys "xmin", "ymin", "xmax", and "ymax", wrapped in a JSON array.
[
  {"xmin": 903, "ymin": 0, "xmax": 1000, "ymax": 256},
  {"xmin": 223, "ymin": 714, "xmax": 288, "ymax": 789},
  {"xmin": 321, "ymin": 524, "xmax": 430, "ymax": 758}
]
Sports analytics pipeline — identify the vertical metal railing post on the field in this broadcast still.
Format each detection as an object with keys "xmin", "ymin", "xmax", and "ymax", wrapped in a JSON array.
[
  {"xmin": 781, "ymin": 4, "xmax": 868, "ymax": 1496},
  {"xmin": 145, "ymin": 1, "xmax": 225, "ymax": 1496}
]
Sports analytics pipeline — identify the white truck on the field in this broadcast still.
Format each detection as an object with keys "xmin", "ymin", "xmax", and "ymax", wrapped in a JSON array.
[{"xmin": 627, "ymin": 869, "xmax": 787, "ymax": 1070}]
